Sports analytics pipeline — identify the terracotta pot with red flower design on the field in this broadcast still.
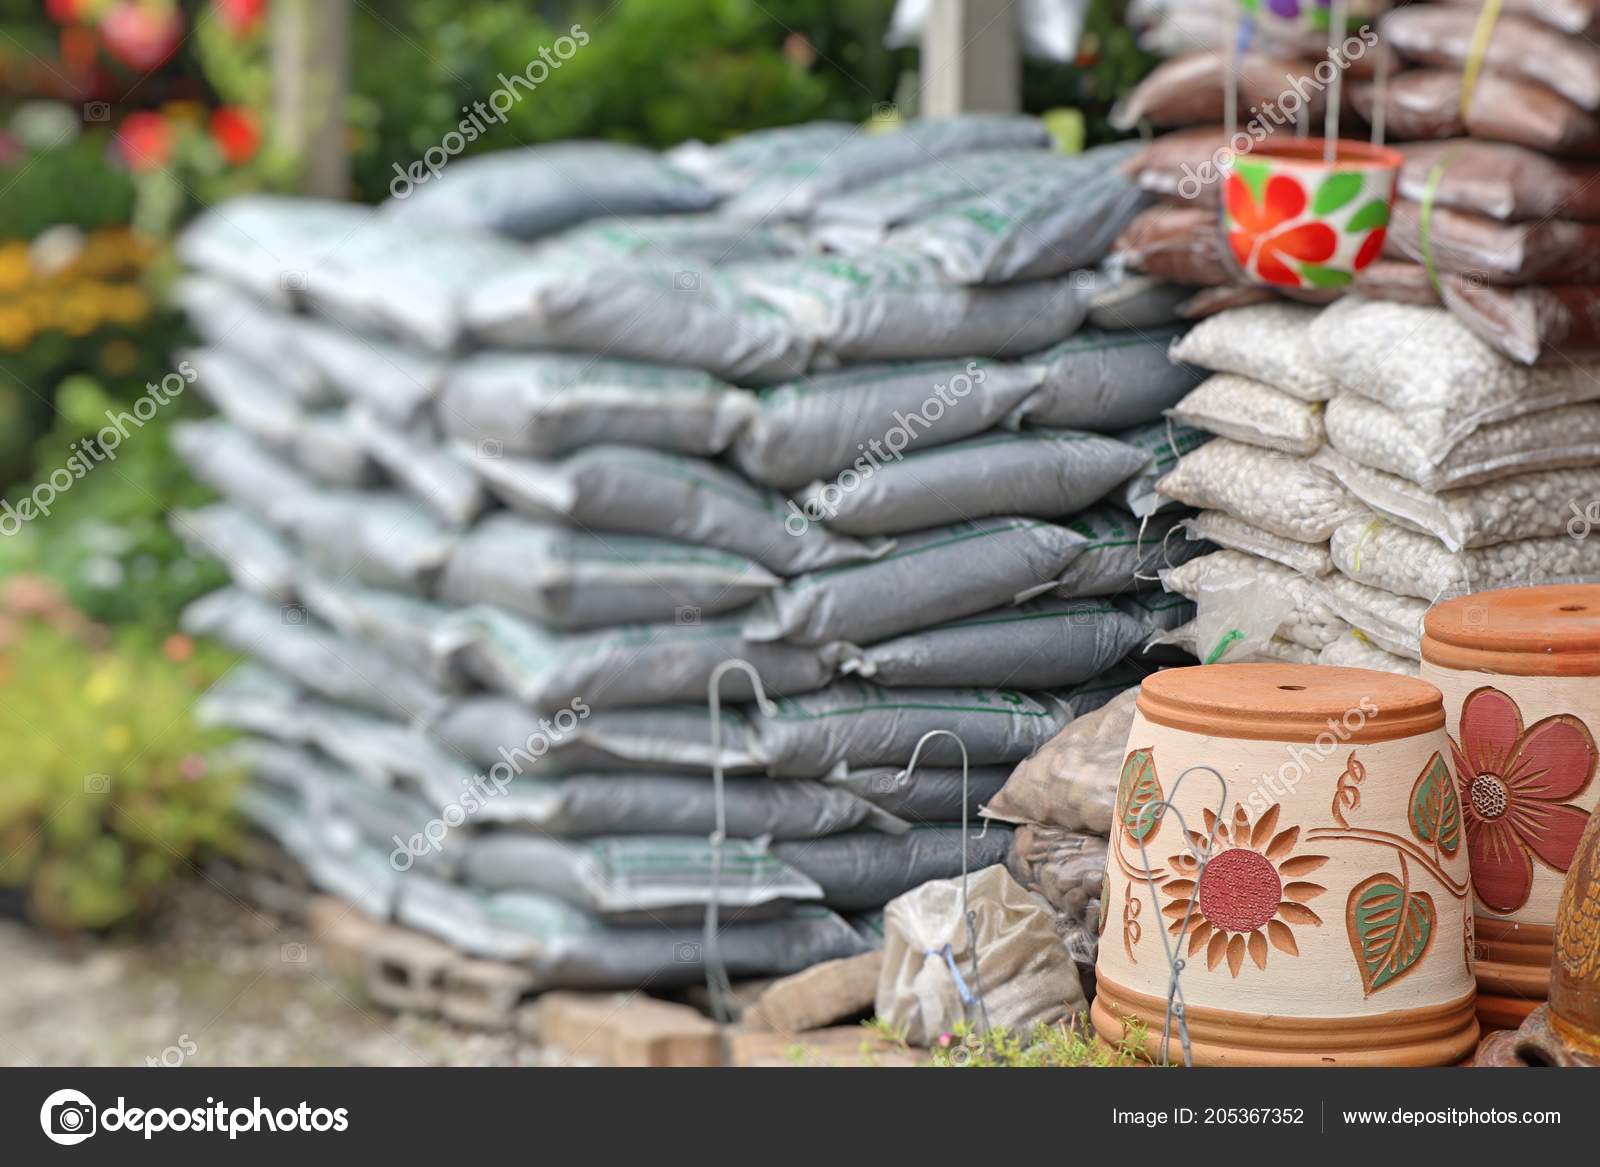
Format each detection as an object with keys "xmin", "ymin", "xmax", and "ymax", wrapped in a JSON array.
[
  {"xmin": 1092, "ymin": 664, "xmax": 1478, "ymax": 1066},
  {"xmin": 1220, "ymin": 139, "xmax": 1400, "ymax": 290},
  {"xmin": 1422, "ymin": 586, "xmax": 1600, "ymax": 1032}
]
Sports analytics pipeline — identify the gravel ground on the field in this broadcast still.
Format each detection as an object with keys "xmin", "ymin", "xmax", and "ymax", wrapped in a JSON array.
[{"xmin": 0, "ymin": 883, "xmax": 549, "ymax": 1067}]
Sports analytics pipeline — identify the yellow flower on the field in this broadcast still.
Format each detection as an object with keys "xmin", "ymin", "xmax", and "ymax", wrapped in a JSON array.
[
  {"xmin": 85, "ymin": 663, "xmax": 124, "ymax": 705},
  {"xmin": 104, "ymin": 724, "xmax": 133, "ymax": 752}
]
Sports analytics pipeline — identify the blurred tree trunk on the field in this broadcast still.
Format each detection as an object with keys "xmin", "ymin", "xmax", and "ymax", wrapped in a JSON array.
[{"xmin": 272, "ymin": 0, "xmax": 351, "ymax": 197}]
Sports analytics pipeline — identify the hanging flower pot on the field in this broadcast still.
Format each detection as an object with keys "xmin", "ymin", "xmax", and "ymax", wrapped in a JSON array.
[
  {"xmin": 1220, "ymin": 139, "xmax": 1400, "ymax": 290},
  {"xmin": 1092, "ymin": 663, "xmax": 1478, "ymax": 1066},
  {"xmin": 1421, "ymin": 586, "xmax": 1600, "ymax": 1032}
]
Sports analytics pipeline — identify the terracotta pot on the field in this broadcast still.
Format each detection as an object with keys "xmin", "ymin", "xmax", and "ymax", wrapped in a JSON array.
[
  {"xmin": 1421, "ymin": 585, "xmax": 1600, "ymax": 1030},
  {"xmin": 1220, "ymin": 138, "xmax": 1399, "ymax": 290},
  {"xmin": 1092, "ymin": 663, "xmax": 1478, "ymax": 1066}
]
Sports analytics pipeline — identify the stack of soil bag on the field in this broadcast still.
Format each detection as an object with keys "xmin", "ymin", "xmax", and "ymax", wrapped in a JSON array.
[{"xmin": 170, "ymin": 117, "xmax": 1209, "ymax": 994}]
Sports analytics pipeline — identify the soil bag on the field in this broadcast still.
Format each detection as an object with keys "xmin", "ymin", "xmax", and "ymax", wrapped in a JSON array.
[
  {"xmin": 794, "ymin": 429, "xmax": 1149, "ymax": 537},
  {"xmin": 438, "ymin": 514, "xmax": 778, "ymax": 630},
  {"xmin": 458, "ymin": 442, "xmax": 883, "ymax": 575},
  {"xmin": 755, "ymin": 681, "xmax": 1074, "ymax": 778},
  {"xmin": 438, "ymin": 352, "xmax": 755, "ymax": 460},
  {"xmin": 743, "ymin": 518, "xmax": 1087, "ymax": 647},
  {"xmin": 381, "ymin": 141, "xmax": 714, "ymax": 239},
  {"xmin": 777, "ymin": 826, "xmax": 1016, "ymax": 912},
  {"xmin": 1007, "ymin": 324, "xmax": 1202, "ymax": 431},
  {"xmin": 731, "ymin": 359, "xmax": 1041, "ymax": 492},
  {"xmin": 837, "ymin": 597, "xmax": 1147, "ymax": 691},
  {"xmin": 983, "ymin": 685, "xmax": 1139, "ymax": 835}
]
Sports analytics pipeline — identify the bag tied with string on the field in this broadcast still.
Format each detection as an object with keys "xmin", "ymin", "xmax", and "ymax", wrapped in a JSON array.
[{"xmin": 875, "ymin": 864, "xmax": 1086, "ymax": 1045}]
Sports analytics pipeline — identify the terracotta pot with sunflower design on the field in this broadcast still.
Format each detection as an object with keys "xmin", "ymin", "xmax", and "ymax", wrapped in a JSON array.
[
  {"xmin": 1221, "ymin": 139, "xmax": 1400, "ymax": 290},
  {"xmin": 1421, "ymin": 586, "xmax": 1600, "ymax": 1031},
  {"xmin": 1092, "ymin": 663, "xmax": 1478, "ymax": 1066}
]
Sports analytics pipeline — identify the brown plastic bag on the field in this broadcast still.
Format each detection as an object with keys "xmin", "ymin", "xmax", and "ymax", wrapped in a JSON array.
[
  {"xmin": 875, "ymin": 864, "xmax": 1087, "ymax": 1044},
  {"xmin": 1349, "ymin": 70, "xmax": 1600, "ymax": 156},
  {"xmin": 1120, "ymin": 124, "xmax": 1302, "ymax": 205},
  {"xmin": 1355, "ymin": 259, "xmax": 1440, "ymax": 306},
  {"xmin": 1398, "ymin": 140, "xmax": 1600, "ymax": 222},
  {"xmin": 1385, "ymin": 7, "xmax": 1600, "ymax": 110},
  {"xmin": 1109, "ymin": 51, "xmax": 1328, "ymax": 131},
  {"xmin": 1437, "ymin": 0, "xmax": 1600, "ymax": 37},
  {"xmin": 1112, "ymin": 201, "xmax": 1233, "ymax": 286},
  {"xmin": 1387, "ymin": 199, "xmax": 1600, "ymax": 284},
  {"xmin": 982, "ymin": 686, "xmax": 1138, "ymax": 835},
  {"xmin": 1444, "ymin": 282, "xmax": 1600, "ymax": 365}
]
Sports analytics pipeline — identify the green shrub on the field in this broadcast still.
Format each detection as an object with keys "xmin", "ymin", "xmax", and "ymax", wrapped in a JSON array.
[{"xmin": 0, "ymin": 617, "xmax": 239, "ymax": 931}]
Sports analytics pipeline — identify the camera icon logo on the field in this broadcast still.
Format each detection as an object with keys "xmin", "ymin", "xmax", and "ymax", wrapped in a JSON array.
[
  {"xmin": 673, "ymin": 941, "xmax": 701, "ymax": 963},
  {"xmin": 281, "ymin": 603, "xmax": 307, "ymax": 627},
  {"xmin": 83, "ymin": 102, "xmax": 111, "ymax": 123},
  {"xmin": 674, "ymin": 606, "xmax": 701, "ymax": 627},
  {"xmin": 673, "ymin": 270, "xmax": 700, "ymax": 291},
  {"xmin": 476, "ymin": 438, "xmax": 503, "ymax": 459},
  {"xmin": 83, "ymin": 773, "xmax": 111, "ymax": 795},
  {"xmin": 871, "ymin": 101, "xmax": 898, "ymax": 122},
  {"xmin": 40, "ymin": 1088, "xmax": 97, "ymax": 1145},
  {"xmin": 280, "ymin": 269, "xmax": 309, "ymax": 293},
  {"xmin": 281, "ymin": 942, "xmax": 308, "ymax": 963}
]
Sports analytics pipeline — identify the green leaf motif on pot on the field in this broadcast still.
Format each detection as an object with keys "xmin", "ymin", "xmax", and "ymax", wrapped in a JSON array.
[
  {"xmin": 1408, "ymin": 750, "xmax": 1462, "ymax": 856},
  {"xmin": 1116, "ymin": 748, "xmax": 1163, "ymax": 843},
  {"xmin": 1345, "ymin": 198, "xmax": 1391, "ymax": 233},
  {"xmin": 1348, "ymin": 871, "xmax": 1436, "ymax": 995},
  {"xmin": 1232, "ymin": 160, "xmax": 1269, "ymax": 209},
  {"xmin": 1299, "ymin": 264, "xmax": 1353, "ymax": 288},
  {"xmin": 1313, "ymin": 171, "xmax": 1364, "ymax": 217}
]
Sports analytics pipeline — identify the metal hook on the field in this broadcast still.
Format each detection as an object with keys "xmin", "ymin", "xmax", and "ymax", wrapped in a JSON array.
[
  {"xmin": 900, "ymin": 729, "xmax": 991, "ymax": 1034},
  {"xmin": 1131, "ymin": 764, "xmax": 1229, "ymax": 1068},
  {"xmin": 702, "ymin": 659, "xmax": 778, "ymax": 1029}
]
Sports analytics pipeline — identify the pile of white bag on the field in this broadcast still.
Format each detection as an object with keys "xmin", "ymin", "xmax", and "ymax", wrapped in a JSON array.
[
  {"xmin": 1150, "ymin": 296, "xmax": 1600, "ymax": 676},
  {"xmin": 170, "ymin": 119, "xmax": 1204, "ymax": 996}
]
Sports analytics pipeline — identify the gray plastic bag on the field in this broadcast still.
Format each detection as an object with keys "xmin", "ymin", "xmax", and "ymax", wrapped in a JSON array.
[
  {"xmin": 294, "ymin": 573, "xmax": 465, "ymax": 689},
  {"xmin": 983, "ymin": 685, "xmax": 1139, "ymax": 834},
  {"xmin": 882, "ymin": 145, "xmax": 1150, "ymax": 284},
  {"xmin": 1008, "ymin": 325, "xmax": 1202, "ymax": 430},
  {"xmin": 278, "ymin": 490, "xmax": 457, "ymax": 595},
  {"xmin": 459, "ymin": 443, "xmax": 883, "ymax": 575},
  {"xmin": 170, "ymin": 503, "xmax": 298, "ymax": 602},
  {"xmin": 398, "ymin": 879, "xmax": 874, "ymax": 988},
  {"xmin": 831, "ymin": 764, "xmax": 1010, "ymax": 825},
  {"xmin": 432, "ymin": 604, "xmax": 833, "ymax": 711},
  {"xmin": 744, "ymin": 518, "xmax": 1087, "ymax": 647},
  {"xmin": 796, "ymin": 429, "xmax": 1149, "ymax": 537},
  {"xmin": 428, "ymin": 696, "xmax": 767, "ymax": 776},
  {"xmin": 1055, "ymin": 506, "xmax": 1196, "ymax": 598},
  {"xmin": 188, "ymin": 347, "xmax": 378, "ymax": 487},
  {"xmin": 755, "ymin": 681, "xmax": 1075, "ymax": 778},
  {"xmin": 740, "ymin": 252, "xmax": 1088, "ymax": 365},
  {"xmin": 382, "ymin": 141, "xmax": 714, "ymax": 239},
  {"xmin": 173, "ymin": 275, "xmax": 329, "ymax": 406},
  {"xmin": 170, "ymin": 419, "xmax": 318, "ymax": 528},
  {"xmin": 1113, "ymin": 419, "xmax": 1212, "ymax": 517},
  {"xmin": 348, "ymin": 409, "xmax": 489, "ymax": 527},
  {"xmin": 288, "ymin": 315, "xmax": 445, "ymax": 428},
  {"xmin": 730, "ymin": 359, "xmax": 1043, "ymax": 492},
  {"xmin": 465, "ymin": 257, "xmax": 812, "ymax": 384},
  {"xmin": 723, "ymin": 114, "xmax": 1050, "ymax": 221},
  {"xmin": 547, "ymin": 212, "xmax": 804, "ymax": 265},
  {"xmin": 838, "ymin": 597, "xmax": 1146, "ymax": 690},
  {"xmin": 810, "ymin": 148, "xmax": 1064, "ymax": 252},
  {"xmin": 667, "ymin": 120, "xmax": 859, "ymax": 196},
  {"xmin": 175, "ymin": 195, "xmax": 374, "ymax": 309},
  {"xmin": 460, "ymin": 833, "xmax": 822, "ymax": 926},
  {"xmin": 438, "ymin": 352, "xmax": 755, "ymax": 459},
  {"xmin": 775, "ymin": 824, "xmax": 1016, "ymax": 911},
  {"xmin": 877, "ymin": 863, "xmax": 1086, "ymax": 1042},
  {"xmin": 181, "ymin": 588, "xmax": 448, "ymax": 721},
  {"xmin": 438, "ymin": 514, "xmax": 778, "ymax": 630}
]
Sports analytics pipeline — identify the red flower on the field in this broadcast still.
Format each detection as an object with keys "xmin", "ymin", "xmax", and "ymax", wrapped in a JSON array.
[
  {"xmin": 213, "ymin": 0, "xmax": 266, "ymax": 37},
  {"xmin": 46, "ymin": 0, "xmax": 89, "ymax": 24},
  {"xmin": 209, "ymin": 106, "xmax": 260, "ymax": 165},
  {"xmin": 100, "ymin": 2, "xmax": 184, "ymax": 71},
  {"xmin": 115, "ymin": 111, "xmax": 171, "ymax": 171},
  {"xmin": 1449, "ymin": 686, "xmax": 1596, "ymax": 914},
  {"xmin": 1225, "ymin": 172, "xmax": 1337, "ymax": 286}
]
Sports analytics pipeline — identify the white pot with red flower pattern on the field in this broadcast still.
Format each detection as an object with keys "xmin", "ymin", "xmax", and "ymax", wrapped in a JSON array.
[
  {"xmin": 1220, "ymin": 139, "xmax": 1400, "ymax": 290},
  {"xmin": 1093, "ymin": 664, "xmax": 1478, "ymax": 1067},
  {"xmin": 1421, "ymin": 586, "xmax": 1600, "ymax": 1031}
]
